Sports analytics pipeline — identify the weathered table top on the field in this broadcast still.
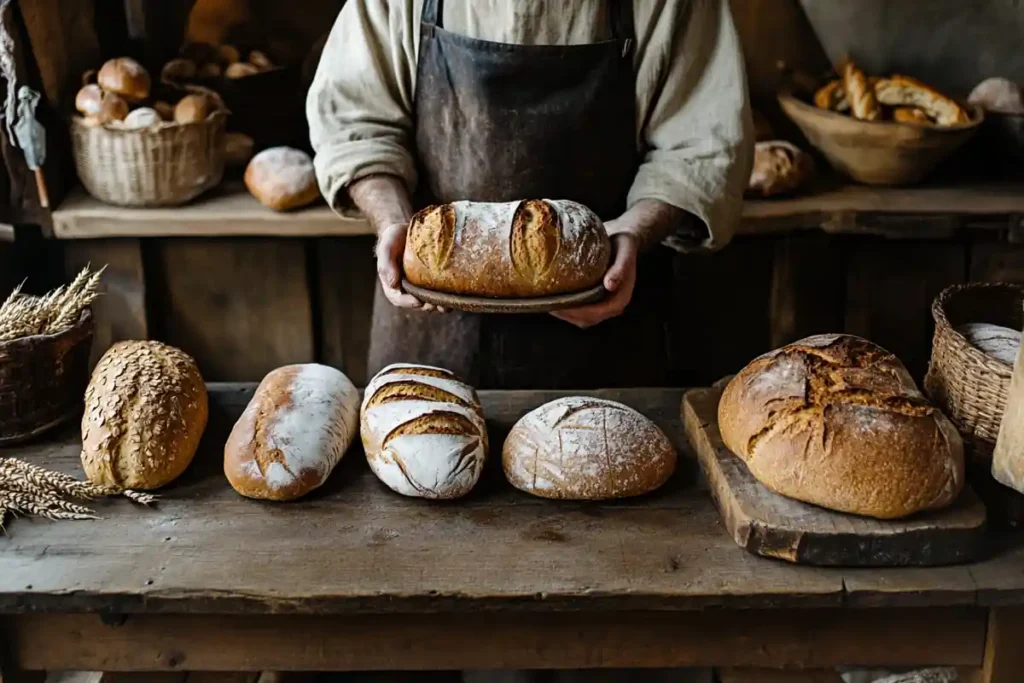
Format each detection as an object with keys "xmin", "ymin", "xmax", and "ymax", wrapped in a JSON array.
[{"xmin": 2, "ymin": 385, "xmax": 1024, "ymax": 616}]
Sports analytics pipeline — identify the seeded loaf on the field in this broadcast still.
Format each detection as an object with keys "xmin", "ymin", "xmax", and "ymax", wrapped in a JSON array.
[
  {"xmin": 81, "ymin": 341, "xmax": 208, "ymax": 490},
  {"xmin": 402, "ymin": 199, "xmax": 610, "ymax": 298},
  {"xmin": 225, "ymin": 363, "xmax": 359, "ymax": 501},
  {"xmin": 360, "ymin": 363, "xmax": 487, "ymax": 499},
  {"xmin": 718, "ymin": 334, "xmax": 965, "ymax": 519},
  {"xmin": 503, "ymin": 397, "xmax": 676, "ymax": 500}
]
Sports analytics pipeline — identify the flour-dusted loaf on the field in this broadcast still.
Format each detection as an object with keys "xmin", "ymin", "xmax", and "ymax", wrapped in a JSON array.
[
  {"xmin": 503, "ymin": 397, "xmax": 676, "ymax": 500},
  {"xmin": 718, "ymin": 334, "xmax": 965, "ymax": 519},
  {"xmin": 245, "ymin": 147, "xmax": 321, "ymax": 211},
  {"xmin": 81, "ymin": 341, "xmax": 208, "ymax": 490},
  {"xmin": 957, "ymin": 322, "xmax": 1021, "ymax": 366},
  {"xmin": 403, "ymin": 199, "xmax": 611, "ymax": 298},
  {"xmin": 360, "ymin": 364, "xmax": 487, "ymax": 499},
  {"xmin": 225, "ymin": 363, "xmax": 359, "ymax": 501}
]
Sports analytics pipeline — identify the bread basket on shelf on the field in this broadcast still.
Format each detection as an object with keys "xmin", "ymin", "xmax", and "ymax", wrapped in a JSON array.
[
  {"xmin": 70, "ymin": 111, "xmax": 227, "ymax": 207},
  {"xmin": 0, "ymin": 309, "xmax": 93, "ymax": 445},
  {"xmin": 924, "ymin": 282, "xmax": 1023, "ymax": 461}
]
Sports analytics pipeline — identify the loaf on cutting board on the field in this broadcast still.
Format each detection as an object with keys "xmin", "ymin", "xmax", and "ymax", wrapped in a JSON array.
[
  {"xmin": 224, "ymin": 363, "xmax": 359, "ymax": 501},
  {"xmin": 360, "ymin": 363, "xmax": 487, "ymax": 499},
  {"xmin": 82, "ymin": 341, "xmax": 208, "ymax": 490},
  {"xmin": 403, "ymin": 199, "xmax": 610, "ymax": 298},
  {"xmin": 503, "ymin": 397, "xmax": 676, "ymax": 500},
  {"xmin": 718, "ymin": 334, "xmax": 964, "ymax": 519}
]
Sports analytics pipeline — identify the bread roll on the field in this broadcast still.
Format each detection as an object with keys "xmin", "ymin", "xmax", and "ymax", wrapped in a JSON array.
[
  {"xmin": 225, "ymin": 62, "xmax": 260, "ymax": 79},
  {"xmin": 97, "ymin": 57, "xmax": 151, "ymax": 103},
  {"xmin": 747, "ymin": 141, "xmax": 813, "ymax": 197},
  {"xmin": 875, "ymin": 75, "xmax": 969, "ymax": 126},
  {"xmin": 957, "ymin": 322, "xmax": 1021, "ymax": 366},
  {"xmin": 842, "ymin": 60, "xmax": 881, "ymax": 121},
  {"xmin": 161, "ymin": 58, "xmax": 197, "ymax": 83},
  {"xmin": 225, "ymin": 132, "xmax": 255, "ymax": 167},
  {"xmin": 85, "ymin": 92, "xmax": 129, "ymax": 125},
  {"xmin": 248, "ymin": 50, "xmax": 274, "ymax": 71},
  {"xmin": 81, "ymin": 341, "xmax": 208, "ymax": 491},
  {"xmin": 215, "ymin": 44, "xmax": 241, "ymax": 65},
  {"xmin": 503, "ymin": 397, "xmax": 675, "ymax": 500},
  {"xmin": 718, "ymin": 334, "xmax": 965, "ymax": 519},
  {"xmin": 75, "ymin": 84, "xmax": 104, "ymax": 117},
  {"xmin": 360, "ymin": 364, "xmax": 487, "ymax": 499},
  {"xmin": 244, "ymin": 147, "xmax": 321, "ymax": 211},
  {"xmin": 403, "ymin": 199, "xmax": 610, "ymax": 298},
  {"xmin": 174, "ymin": 93, "xmax": 217, "ymax": 124},
  {"xmin": 814, "ymin": 79, "xmax": 846, "ymax": 111},
  {"xmin": 225, "ymin": 364, "xmax": 359, "ymax": 501},
  {"xmin": 968, "ymin": 77, "xmax": 1024, "ymax": 115},
  {"xmin": 122, "ymin": 107, "xmax": 162, "ymax": 129}
]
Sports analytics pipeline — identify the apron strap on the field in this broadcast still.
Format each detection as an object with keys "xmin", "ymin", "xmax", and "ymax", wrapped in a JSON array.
[
  {"xmin": 422, "ymin": 0, "xmax": 443, "ymax": 28},
  {"xmin": 609, "ymin": 0, "xmax": 635, "ymax": 43}
]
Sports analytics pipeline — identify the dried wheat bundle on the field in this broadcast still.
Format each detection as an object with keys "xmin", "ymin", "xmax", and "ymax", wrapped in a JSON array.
[
  {"xmin": 0, "ymin": 456, "xmax": 156, "ymax": 532},
  {"xmin": 0, "ymin": 265, "xmax": 105, "ymax": 342}
]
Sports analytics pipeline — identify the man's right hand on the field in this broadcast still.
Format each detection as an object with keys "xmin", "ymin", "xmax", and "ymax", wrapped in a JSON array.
[{"xmin": 375, "ymin": 222, "xmax": 441, "ymax": 311}]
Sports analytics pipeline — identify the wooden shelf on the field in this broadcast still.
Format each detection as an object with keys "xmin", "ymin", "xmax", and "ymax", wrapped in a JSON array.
[{"xmin": 49, "ymin": 179, "xmax": 1024, "ymax": 240}]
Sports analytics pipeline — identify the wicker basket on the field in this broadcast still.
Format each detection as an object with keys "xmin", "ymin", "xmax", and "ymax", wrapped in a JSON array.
[
  {"xmin": 924, "ymin": 282, "xmax": 1024, "ymax": 462},
  {"xmin": 0, "ymin": 310, "xmax": 94, "ymax": 445},
  {"xmin": 70, "ymin": 112, "xmax": 227, "ymax": 207}
]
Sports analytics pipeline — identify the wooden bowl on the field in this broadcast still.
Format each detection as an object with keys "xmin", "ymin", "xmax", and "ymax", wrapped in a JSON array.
[{"xmin": 778, "ymin": 91, "xmax": 984, "ymax": 185}]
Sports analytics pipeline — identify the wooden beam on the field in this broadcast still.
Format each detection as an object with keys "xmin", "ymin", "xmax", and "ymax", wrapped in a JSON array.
[
  {"xmin": 717, "ymin": 669, "xmax": 842, "ymax": 683},
  {"xmin": 316, "ymin": 237, "xmax": 376, "ymax": 385},
  {"xmin": 8, "ymin": 608, "xmax": 986, "ymax": 672},
  {"xmin": 979, "ymin": 608, "xmax": 1024, "ymax": 683}
]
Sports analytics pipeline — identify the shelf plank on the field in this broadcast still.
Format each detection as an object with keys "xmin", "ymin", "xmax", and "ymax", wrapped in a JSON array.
[{"xmin": 49, "ymin": 180, "xmax": 1024, "ymax": 240}]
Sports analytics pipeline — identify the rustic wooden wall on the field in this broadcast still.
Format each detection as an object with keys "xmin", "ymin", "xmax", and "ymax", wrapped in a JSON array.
[{"xmin": 55, "ymin": 232, "xmax": 1020, "ymax": 388}]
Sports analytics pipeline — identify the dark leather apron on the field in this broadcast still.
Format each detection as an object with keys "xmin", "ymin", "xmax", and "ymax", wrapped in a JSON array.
[{"xmin": 367, "ymin": 0, "xmax": 673, "ymax": 389}]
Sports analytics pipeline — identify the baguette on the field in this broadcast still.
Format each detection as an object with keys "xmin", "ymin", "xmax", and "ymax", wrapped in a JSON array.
[
  {"xmin": 841, "ymin": 60, "xmax": 881, "ymax": 121},
  {"xmin": 403, "ymin": 199, "xmax": 610, "ymax": 298}
]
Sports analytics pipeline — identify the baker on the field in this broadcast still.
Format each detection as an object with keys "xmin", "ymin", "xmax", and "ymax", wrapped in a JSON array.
[{"xmin": 308, "ymin": 0, "xmax": 751, "ymax": 392}]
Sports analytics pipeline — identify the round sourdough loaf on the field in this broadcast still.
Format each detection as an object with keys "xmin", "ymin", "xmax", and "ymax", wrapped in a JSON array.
[
  {"xmin": 244, "ymin": 147, "xmax": 321, "ymax": 211},
  {"xmin": 81, "ymin": 341, "xmax": 207, "ymax": 490},
  {"xmin": 502, "ymin": 397, "xmax": 676, "ymax": 500},
  {"xmin": 718, "ymin": 334, "xmax": 965, "ymax": 519},
  {"xmin": 360, "ymin": 364, "xmax": 487, "ymax": 499},
  {"xmin": 403, "ymin": 199, "xmax": 610, "ymax": 298},
  {"xmin": 97, "ymin": 57, "xmax": 151, "ymax": 103},
  {"xmin": 225, "ymin": 363, "xmax": 359, "ymax": 501}
]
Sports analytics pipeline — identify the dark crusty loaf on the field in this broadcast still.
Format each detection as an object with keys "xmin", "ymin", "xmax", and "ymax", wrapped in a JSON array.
[
  {"xmin": 503, "ymin": 396, "xmax": 676, "ymax": 500},
  {"xmin": 718, "ymin": 334, "xmax": 965, "ymax": 519},
  {"xmin": 403, "ymin": 199, "xmax": 610, "ymax": 298}
]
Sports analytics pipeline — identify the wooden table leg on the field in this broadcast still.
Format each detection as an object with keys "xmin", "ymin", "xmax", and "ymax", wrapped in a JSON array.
[{"xmin": 979, "ymin": 607, "xmax": 1024, "ymax": 683}]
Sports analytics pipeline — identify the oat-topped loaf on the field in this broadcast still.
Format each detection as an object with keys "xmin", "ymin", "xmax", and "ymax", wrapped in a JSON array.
[
  {"xmin": 81, "ymin": 341, "xmax": 208, "ymax": 490},
  {"xmin": 718, "ymin": 334, "xmax": 965, "ymax": 519},
  {"xmin": 503, "ymin": 396, "xmax": 676, "ymax": 500},
  {"xmin": 403, "ymin": 199, "xmax": 610, "ymax": 298}
]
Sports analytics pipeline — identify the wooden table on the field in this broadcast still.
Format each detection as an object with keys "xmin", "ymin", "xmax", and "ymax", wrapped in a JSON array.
[{"xmin": 2, "ymin": 386, "xmax": 1024, "ymax": 681}]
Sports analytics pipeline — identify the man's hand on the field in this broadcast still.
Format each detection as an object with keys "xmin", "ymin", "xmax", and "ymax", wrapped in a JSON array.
[
  {"xmin": 375, "ymin": 223, "xmax": 443, "ymax": 311},
  {"xmin": 551, "ymin": 233, "xmax": 638, "ymax": 329}
]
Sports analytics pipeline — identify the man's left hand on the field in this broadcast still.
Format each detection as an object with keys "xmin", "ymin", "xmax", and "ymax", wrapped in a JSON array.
[{"xmin": 551, "ymin": 233, "xmax": 638, "ymax": 329}]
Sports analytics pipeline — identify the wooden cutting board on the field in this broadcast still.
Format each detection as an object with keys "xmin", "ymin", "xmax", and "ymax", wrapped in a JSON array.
[{"xmin": 681, "ymin": 383, "xmax": 988, "ymax": 567}]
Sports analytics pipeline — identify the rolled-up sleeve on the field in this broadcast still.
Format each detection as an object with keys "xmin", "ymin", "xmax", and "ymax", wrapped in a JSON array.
[
  {"xmin": 306, "ymin": 0, "xmax": 419, "ymax": 212},
  {"xmin": 631, "ymin": 0, "xmax": 753, "ymax": 252}
]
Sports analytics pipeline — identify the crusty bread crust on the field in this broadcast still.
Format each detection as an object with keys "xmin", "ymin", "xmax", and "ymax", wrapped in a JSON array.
[
  {"xmin": 876, "ymin": 75, "xmax": 970, "ymax": 126},
  {"xmin": 892, "ymin": 107, "xmax": 933, "ymax": 125},
  {"xmin": 842, "ymin": 61, "xmax": 882, "ymax": 121},
  {"xmin": 747, "ymin": 140, "xmax": 814, "ymax": 197},
  {"xmin": 403, "ymin": 199, "xmax": 610, "ymax": 298},
  {"xmin": 718, "ymin": 334, "xmax": 965, "ymax": 519}
]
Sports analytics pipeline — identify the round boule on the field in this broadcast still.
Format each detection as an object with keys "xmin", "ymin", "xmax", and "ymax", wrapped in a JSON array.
[
  {"xmin": 81, "ymin": 341, "xmax": 208, "ymax": 491},
  {"xmin": 225, "ymin": 62, "xmax": 259, "ymax": 79},
  {"xmin": 122, "ymin": 107, "xmax": 162, "ymax": 129},
  {"xmin": 160, "ymin": 57, "xmax": 196, "ymax": 83},
  {"xmin": 97, "ymin": 57, "xmax": 151, "ymax": 103},
  {"xmin": 75, "ymin": 84, "xmax": 104, "ymax": 117},
  {"xmin": 97, "ymin": 92, "xmax": 130, "ymax": 123},
  {"xmin": 174, "ymin": 93, "xmax": 216, "ymax": 124}
]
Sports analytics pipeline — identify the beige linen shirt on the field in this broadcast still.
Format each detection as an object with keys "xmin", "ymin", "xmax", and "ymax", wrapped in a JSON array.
[{"xmin": 307, "ymin": 0, "xmax": 753, "ymax": 250}]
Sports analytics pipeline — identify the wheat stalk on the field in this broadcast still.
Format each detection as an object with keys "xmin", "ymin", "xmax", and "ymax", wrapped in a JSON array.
[
  {"xmin": 0, "ymin": 490, "xmax": 96, "ymax": 521},
  {"xmin": 0, "ymin": 458, "xmax": 157, "ymax": 505},
  {"xmin": 0, "ymin": 265, "xmax": 105, "ymax": 342}
]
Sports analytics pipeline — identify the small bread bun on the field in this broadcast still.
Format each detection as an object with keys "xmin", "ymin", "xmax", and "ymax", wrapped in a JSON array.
[
  {"xmin": 122, "ymin": 107, "xmax": 163, "ymax": 129},
  {"xmin": 161, "ymin": 58, "xmax": 196, "ymax": 83},
  {"xmin": 75, "ymin": 84, "xmax": 104, "ymax": 117},
  {"xmin": 153, "ymin": 100, "xmax": 175, "ymax": 121},
  {"xmin": 197, "ymin": 62, "xmax": 222, "ymax": 79},
  {"xmin": 97, "ymin": 57, "xmax": 151, "ymax": 103},
  {"xmin": 173, "ymin": 93, "xmax": 217, "ymax": 124},
  {"xmin": 225, "ymin": 132, "xmax": 255, "ymax": 167},
  {"xmin": 248, "ymin": 50, "xmax": 274, "ymax": 71},
  {"xmin": 96, "ymin": 92, "xmax": 130, "ymax": 124},
  {"xmin": 244, "ymin": 147, "xmax": 321, "ymax": 211},
  {"xmin": 225, "ymin": 62, "xmax": 260, "ymax": 79},
  {"xmin": 968, "ymin": 77, "xmax": 1024, "ymax": 115},
  {"xmin": 216, "ymin": 44, "xmax": 241, "ymax": 65}
]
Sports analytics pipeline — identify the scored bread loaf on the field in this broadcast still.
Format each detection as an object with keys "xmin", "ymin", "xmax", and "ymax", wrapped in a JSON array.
[
  {"xmin": 225, "ymin": 364, "xmax": 359, "ymax": 501},
  {"xmin": 81, "ymin": 341, "xmax": 208, "ymax": 491},
  {"xmin": 503, "ymin": 397, "xmax": 676, "ymax": 500},
  {"xmin": 360, "ymin": 364, "xmax": 487, "ymax": 499},
  {"xmin": 403, "ymin": 199, "xmax": 610, "ymax": 298},
  {"xmin": 718, "ymin": 334, "xmax": 965, "ymax": 519}
]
